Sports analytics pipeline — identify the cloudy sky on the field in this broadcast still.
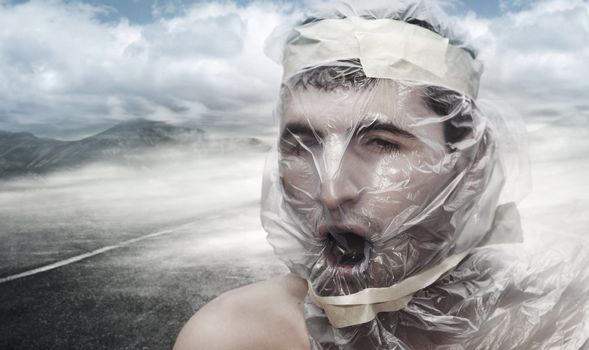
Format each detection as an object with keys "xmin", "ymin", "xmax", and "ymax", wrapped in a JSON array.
[{"xmin": 0, "ymin": 0, "xmax": 587, "ymax": 139}]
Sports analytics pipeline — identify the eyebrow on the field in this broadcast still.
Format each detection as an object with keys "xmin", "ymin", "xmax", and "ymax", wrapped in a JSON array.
[
  {"xmin": 280, "ymin": 119, "xmax": 416, "ymax": 140},
  {"xmin": 281, "ymin": 122, "xmax": 324, "ymax": 140},
  {"xmin": 353, "ymin": 119, "xmax": 416, "ymax": 139}
]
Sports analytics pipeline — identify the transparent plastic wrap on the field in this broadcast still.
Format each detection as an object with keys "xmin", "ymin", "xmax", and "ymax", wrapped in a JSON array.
[{"xmin": 261, "ymin": 1, "xmax": 589, "ymax": 349}]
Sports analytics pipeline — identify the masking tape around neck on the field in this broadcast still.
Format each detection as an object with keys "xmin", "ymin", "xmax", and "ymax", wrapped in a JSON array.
[
  {"xmin": 310, "ymin": 294, "xmax": 412, "ymax": 329},
  {"xmin": 283, "ymin": 17, "xmax": 482, "ymax": 99},
  {"xmin": 307, "ymin": 251, "xmax": 471, "ymax": 328}
]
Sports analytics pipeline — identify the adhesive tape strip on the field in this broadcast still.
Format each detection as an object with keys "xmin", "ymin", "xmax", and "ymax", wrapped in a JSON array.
[
  {"xmin": 307, "ymin": 251, "xmax": 470, "ymax": 328},
  {"xmin": 283, "ymin": 17, "xmax": 482, "ymax": 99}
]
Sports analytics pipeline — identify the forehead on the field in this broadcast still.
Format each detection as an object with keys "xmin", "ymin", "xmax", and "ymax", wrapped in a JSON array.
[{"xmin": 280, "ymin": 81, "xmax": 441, "ymax": 137}]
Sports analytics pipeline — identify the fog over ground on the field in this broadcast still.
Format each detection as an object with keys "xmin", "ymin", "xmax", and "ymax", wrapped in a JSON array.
[{"xmin": 0, "ymin": 146, "xmax": 275, "ymax": 276}]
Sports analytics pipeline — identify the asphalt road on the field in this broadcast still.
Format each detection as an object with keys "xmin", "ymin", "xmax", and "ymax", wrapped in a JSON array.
[{"xmin": 0, "ymin": 204, "xmax": 287, "ymax": 350}]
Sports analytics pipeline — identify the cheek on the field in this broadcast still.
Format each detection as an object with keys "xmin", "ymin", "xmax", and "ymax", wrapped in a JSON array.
[
  {"xmin": 279, "ymin": 155, "xmax": 319, "ymax": 204},
  {"xmin": 361, "ymin": 151, "xmax": 451, "ymax": 223},
  {"xmin": 360, "ymin": 157, "xmax": 419, "ymax": 224},
  {"xmin": 366, "ymin": 154, "xmax": 435, "ymax": 198}
]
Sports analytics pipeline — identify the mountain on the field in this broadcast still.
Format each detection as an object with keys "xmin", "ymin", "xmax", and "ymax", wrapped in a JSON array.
[
  {"xmin": 0, "ymin": 119, "xmax": 266, "ymax": 179},
  {"xmin": 0, "ymin": 131, "xmax": 69, "ymax": 178},
  {"xmin": 87, "ymin": 119, "xmax": 206, "ymax": 148}
]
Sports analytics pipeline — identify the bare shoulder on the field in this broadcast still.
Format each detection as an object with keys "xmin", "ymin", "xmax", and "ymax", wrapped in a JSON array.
[{"xmin": 174, "ymin": 273, "xmax": 310, "ymax": 350}]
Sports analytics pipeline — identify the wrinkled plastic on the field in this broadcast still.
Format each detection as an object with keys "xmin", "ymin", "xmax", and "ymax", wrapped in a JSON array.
[{"xmin": 260, "ymin": 1, "xmax": 589, "ymax": 349}]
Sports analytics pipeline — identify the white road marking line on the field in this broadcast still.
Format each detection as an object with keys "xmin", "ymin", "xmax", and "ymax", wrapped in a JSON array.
[{"xmin": 0, "ymin": 229, "xmax": 173, "ymax": 285}]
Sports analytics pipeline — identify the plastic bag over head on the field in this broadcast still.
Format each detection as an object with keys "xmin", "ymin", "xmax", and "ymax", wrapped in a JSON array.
[{"xmin": 260, "ymin": 1, "xmax": 589, "ymax": 348}]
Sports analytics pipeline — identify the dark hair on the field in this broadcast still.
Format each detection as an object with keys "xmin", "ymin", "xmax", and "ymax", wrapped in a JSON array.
[
  {"xmin": 423, "ymin": 85, "xmax": 473, "ymax": 145},
  {"xmin": 289, "ymin": 60, "xmax": 377, "ymax": 91}
]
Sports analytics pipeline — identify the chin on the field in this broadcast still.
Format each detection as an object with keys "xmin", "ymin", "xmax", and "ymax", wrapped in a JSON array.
[
  {"xmin": 308, "ymin": 254, "xmax": 391, "ymax": 296},
  {"xmin": 308, "ymin": 245, "xmax": 423, "ymax": 297}
]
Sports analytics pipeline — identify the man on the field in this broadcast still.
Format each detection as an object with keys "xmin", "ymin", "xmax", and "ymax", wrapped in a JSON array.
[{"xmin": 175, "ymin": 2, "xmax": 589, "ymax": 349}]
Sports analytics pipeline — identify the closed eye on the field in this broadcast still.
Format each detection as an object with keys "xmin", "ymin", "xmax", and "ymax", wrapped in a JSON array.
[
  {"xmin": 364, "ymin": 137, "xmax": 401, "ymax": 154},
  {"xmin": 352, "ymin": 119, "xmax": 413, "ymax": 155},
  {"xmin": 280, "ymin": 122, "xmax": 323, "ymax": 156}
]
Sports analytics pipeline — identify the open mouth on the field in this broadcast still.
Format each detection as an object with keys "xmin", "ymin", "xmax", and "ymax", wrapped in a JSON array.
[{"xmin": 325, "ymin": 230, "xmax": 370, "ymax": 267}]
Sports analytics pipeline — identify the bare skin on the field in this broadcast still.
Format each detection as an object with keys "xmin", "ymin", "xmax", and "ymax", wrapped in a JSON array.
[{"xmin": 174, "ymin": 273, "xmax": 310, "ymax": 350}]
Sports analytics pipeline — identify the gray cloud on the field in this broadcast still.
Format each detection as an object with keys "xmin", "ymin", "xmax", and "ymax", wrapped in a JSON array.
[
  {"xmin": 0, "ymin": 1, "xmax": 287, "ymax": 139},
  {"xmin": 461, "ymin": 0, "xmax": 589, "ymax": 125}
]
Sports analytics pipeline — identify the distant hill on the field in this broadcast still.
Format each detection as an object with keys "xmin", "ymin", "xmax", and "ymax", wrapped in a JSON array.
[{"xmin": 0, "ymin": 119, "xmax": 267, "ymax": 179}]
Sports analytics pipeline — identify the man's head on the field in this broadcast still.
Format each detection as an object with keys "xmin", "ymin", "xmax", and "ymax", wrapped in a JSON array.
[
  {"xmin": 277, "ymin": 60, "xmax": 481, "ymax": 294},
  {"xmin": 262, "ymin": 6, "xmax": 504, "ymax": 298}
]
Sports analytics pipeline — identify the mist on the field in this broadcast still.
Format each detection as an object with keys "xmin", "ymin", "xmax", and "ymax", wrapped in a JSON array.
[
  {"xmin": 1, "ymin": 118, "xmax": 588, "ymax": 276},
  {"xmin": 0, "ymin": 142, "xmax": 282, "ymax": 276},
  {"xmin": 519, "ymin": 121, "xmax": 589, "ymax": 243}
]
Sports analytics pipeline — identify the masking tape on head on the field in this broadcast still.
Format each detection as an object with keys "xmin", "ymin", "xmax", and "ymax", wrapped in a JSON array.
[
  {"xmin": 284, "ymin": 17, "xmax": 483, "ymax": 99},
  {"xmin": 307, "ymin": 251, "xmax": 471, "ymax": 328}
]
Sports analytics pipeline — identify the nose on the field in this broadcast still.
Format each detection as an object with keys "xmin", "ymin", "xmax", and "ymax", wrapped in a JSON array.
[
  {"xmin": 318, "ymin": 141, "xmax": 361, "ymax": 211},
  {"xmin": 315, "ymin": 135, "xmax": 362, "ymax": 213},
  {"xmin": 318, "ymin": 174, "xmax": 360, "ymax": 211}
]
